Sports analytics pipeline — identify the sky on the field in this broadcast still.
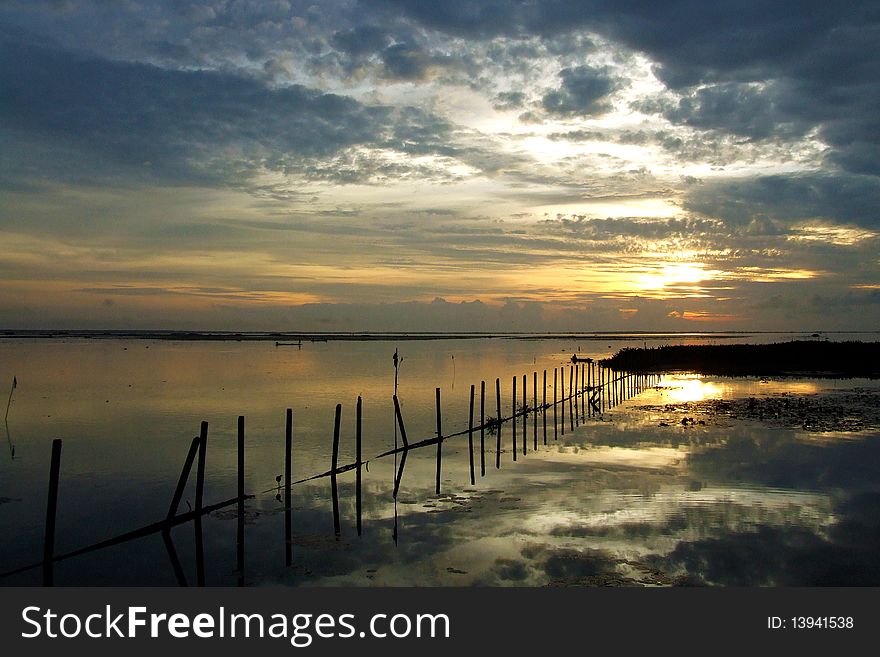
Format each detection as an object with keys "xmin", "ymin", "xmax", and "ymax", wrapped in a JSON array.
[{"xmin": 1, "ymin": 0, "xmax": 879, "ymax": 332}]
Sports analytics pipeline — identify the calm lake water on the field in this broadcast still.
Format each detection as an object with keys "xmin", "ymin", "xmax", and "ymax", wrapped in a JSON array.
[{"xmin": 1, "ymin": 332, "xmax": 879, "ymax": 586}]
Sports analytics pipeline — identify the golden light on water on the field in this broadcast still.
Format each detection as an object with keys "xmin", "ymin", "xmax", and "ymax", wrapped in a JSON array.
[{"xmin": 664, "ymin": 375, "xmax": 723, "ymax": 403}]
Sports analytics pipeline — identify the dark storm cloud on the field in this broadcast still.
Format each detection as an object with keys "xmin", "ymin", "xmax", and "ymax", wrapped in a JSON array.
[
  {"xmin": 684, "ymin": 173, "xmax": 880, "ymax": 229},
  {"xmin": 330, "ymin": 25, "xmax": 391, "ymax": 57},
  {"xmin": 0, "ymin": 38, "xmax": 461, "ymax": 188},
  {"xmin": 661, "ymin": 82, "xmax": 810, "ymax": 141},
  {"xmin": 492, "ymin": 91, "xmax": 526, "ymax": 110},
  {"xmin": 541, "ymin": 65, "xmax": 620, "ymax": 117},
  {"xmin": 366, "ymin": 0, "xmax": 880, "ymax": 175}
]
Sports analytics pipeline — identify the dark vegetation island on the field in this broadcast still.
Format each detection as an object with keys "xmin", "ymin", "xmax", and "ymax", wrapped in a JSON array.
[{"xmin": 604, "ymin": 341, "xmax": 880, "ymax": 378}]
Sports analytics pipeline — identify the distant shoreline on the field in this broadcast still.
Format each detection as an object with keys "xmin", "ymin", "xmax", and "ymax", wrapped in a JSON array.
[
  {"xmin": 604, "ymin": 340, "xmax": 880, "ymax": 378},
  {"xmin": 0, "ymin": 329, "xmax": 868, "ymax": 342}
]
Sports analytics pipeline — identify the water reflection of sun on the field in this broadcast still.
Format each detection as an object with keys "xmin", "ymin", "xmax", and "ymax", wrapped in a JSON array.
[{"xmin": 664, "ymin": 375, "xmax": 723, "ymax": 403}]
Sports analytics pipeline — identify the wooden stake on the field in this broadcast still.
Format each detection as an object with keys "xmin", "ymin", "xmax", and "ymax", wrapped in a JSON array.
[
  {"xmin": 43, "ymin": 438, "xmax": 62, "ymax": 587},
  {"xmin": 553, "ymin": 367, "xmax": 558, "ymax": 440},
  {"xmin": 285, "ymin": 408, "xmax": 292, "ymax": 567},
  {"xmin": 194, "ymin": 421, "xmax": 207, "ymax": 587},
  {"xmin": 331, "ymin": 404, "xmax": 341, "ymax": 537},
  {"xmin": 512, "ymin": 376, "xmax": 517, "ymax": 461},
  {"xmin": 560, "ymin": 365, "xmax": 565, "ymax": 436},
  {"xmin": 468, "ymin": 384, "xmax": 475, "ymax": 485},
  {"xmin": 495, "ymin": 378, "xmax": 502, "ymax": 469},
  {"xmin": 542, "ymin": 369, "xmax": 547, "ymax": 445},
  {"xmin": 480, "ymin": 381, "xmax": 486, "ymax": 477},
  {"xmin": 435, "ymin": 388, "xmax": 443, "ymax": 493},
  {"xmin": 237, "ymin": 415, "xmax": 244, "ymax": 587},
  {"xmin": 356, "ymin": 396, "xmax": 363, "ymax": 537},
  {"xmin": 167, "ymin": 436, "xmax": 200, "ymax": 521},
  {"xmin": 533, "ymin": 371, "xmax": 538, "ymax": 451},
  {"xmin": 522, "ymin": 374, "xmax": 527, "ymax": 456}
]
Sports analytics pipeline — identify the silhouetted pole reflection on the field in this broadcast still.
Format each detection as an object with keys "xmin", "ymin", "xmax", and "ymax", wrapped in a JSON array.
[
  {"xmin": 237, "ymin": 414, "xmax": 245, "ymax": 587},
  {"xmin": 542, "ymin": 369, "xmax": 547, "ymax": 446},
  {"xmin": 560, "ymin": 366, "xmax": 565, "ymax": 436},
  {"xmin": 581, "ymin": 363, "xmax": 586, "ymax": 419},
  {"xmin": 42, "ymin": 438, "xmax": 62, "ymax": 586},
  {"xmin": 480, "ymin": 380, "xmax": 486, "ymax": 477},
  {"xmin": 194, "ymin": 421, "xmax": 208, "ymax": 587},
  {"xmin": 161, "ymin": 529, "xmax": 187, "ymax": 586},
  {"xmin": 533, "ymin": 371, "xmax": 538, "ymax": 450},
  {"xmin": 467, "ymin": 384, "xmax": 475, "ymax": 485},
  {"xmin": 331, "ymin": 404, "xmax": 342, "ymax": 537},
  {"xmin": 494, "ymin": 377, "xmax": 502, "ymax": 469},
  {"xmin": 553, "ymin": 367, "xmax": 558, "ymax": 440},
  {"xmin": 285, "ymin": 408, "xmax": 293, "ymax": 567},
  {"xmin": 356, "ymin": 396, "xmax": 363, "ymax": 537},
  {"xmin": 435, "ymin": 387, "xmax": 443, "ymax": 494},
  {"xmin": 511, "ymin": 376, "xmax": 517, "ymax": 461},
  {"xmin": 522, "ymin": 373, "xmax": 527, "ymax": 456}
]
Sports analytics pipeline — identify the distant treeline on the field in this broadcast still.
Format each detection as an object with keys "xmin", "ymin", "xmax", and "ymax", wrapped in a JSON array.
[{"xmin": 604, "ymin": 341, "xmax": 880, "ymax": 378}]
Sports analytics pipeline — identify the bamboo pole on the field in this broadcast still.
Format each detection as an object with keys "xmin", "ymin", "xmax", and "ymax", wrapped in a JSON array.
[
  {"xmin": 285, "ymin": 408, "xmax": 292, "ymax": 567},
  {"xmin": 480, "ymin": 381, "xmax": 486, "ymax": 477},
  {"xmin": 542, "ymin": 369, "xmax": 547, "ymax": 445},
  {"xmin": 356, "ymin": 396, "xmax": 363, "ymax": 537},
  {"xmin": 560, "ymin": 365, "xmax": 565, "ymax": 436},
  {"xmin": 435, "ymin": 387, "xmax": 443, "ymax": 494},
  {"xmin": 512, "ymin": 376, "xmax": 517, "ymax": 461},
  {"xmin": 331, "ymin": 404, "xmax": 341, "ymax": 537},
  {"xmin": 468, "ymin": 384, "xmax": 476, "ymax": 485},
  {"xmin": 194, "ymin": 421, "xmax": 207, "ymax": 587},
  {"xmin": 42, "ymin": 439, "xmax": 62, "ymax": 586},
  {"xmin": 495, "ymin": 378, "xmax": 502, "ymax": 469},
  {"xmin": 237, "ymin": 415, "xmax": 245, "ymax": 587},
  {"xmin": 533, "ymin": 371, "xmax": 538, "ymax": 451},
  {"xmin": 553, "ymin": 367, "xmax": 558, "ymax": 440}
]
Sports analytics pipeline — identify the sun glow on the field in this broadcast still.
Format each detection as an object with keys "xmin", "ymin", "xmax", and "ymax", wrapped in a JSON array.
[{"xmin": 664, "ymin": 376, "xmax": 723, "ymax": 403}]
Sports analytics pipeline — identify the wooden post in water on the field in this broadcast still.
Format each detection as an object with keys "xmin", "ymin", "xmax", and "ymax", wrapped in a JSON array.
[
  {"xmin": 568, "ymin": 366, "xmax": 575, "ymax": 431},
  {"xmin": 285, "ymin": 408, "xmax": 292, "ymax": 567},
  {"xmin": 580, "ymin": 363, "xmax": 587, "ymax": 418},
  {"xmin": 542, "ymin": 369, "xmax": 547, "ymax": 445},
  {"xmin": 435, "ymin": 388, "xmax": 443, "ymax": 494},
  {"xmin": 167, "ymin": 437, "xmax": 199, "ymax": 521},
  {"xmin": 331, "ymin": 404, "xmax": 341, "ymax": 537},
  {"xmin": 522, "ymin": 373, "xmax": 527, "ymax": 456},
  {"xmin": 553, "ymin": 367, "xmax": 558, "ymax": 440},
  {"xmin": 237, "ymin": 415, "xmax": 245, "ymax": 587},
  {"xmin": 573, "ymin": 363, "xmax": 579, "ymax": 427},
  {"xmin": 586, "ymin": 363, "xmax": 591, "ymax": 417},
  {"xmin": 511, "ymin": 376, "xmax": 517, "ymax": 461},
  {"xmin": 43, "ymin": 438, "xmax": 62, "ymax": 587},
  {"xmin": 480, "ymin": 381, "xmax": 486, "ymax": 477},
  {"xmin": 532, "ymin": 371, "xmax": 538, "ymax": 450},
  {"xmin": 560, "ymin": 365, "xmax": 565, "ymax": 436},
  {"xmin": 495, "ymin": 378, "xmax": 502, "ymax": 469},
  {"xmin": 194, "ymin": 421, "xmax": 208, "ymax": 587},
  {"xmin": 468, "ymin": 384, "xmax": 476, "ymax": 485},
  {"xmin": 356, "ymin": 396, "xmax": 363, "ymax": 537}
]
